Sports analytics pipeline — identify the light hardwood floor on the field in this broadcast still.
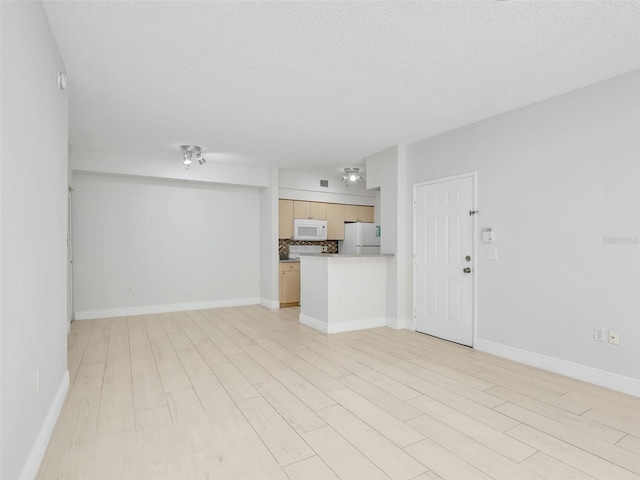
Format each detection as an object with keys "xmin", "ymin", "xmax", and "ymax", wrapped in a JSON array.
[{"xmin": 37, "ymin": 306, "xmax": 640, "ymax": 479}]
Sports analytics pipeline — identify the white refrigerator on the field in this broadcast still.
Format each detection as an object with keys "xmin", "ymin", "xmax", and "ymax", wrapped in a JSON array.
[{"xmin": 340, "ymin": 222, "xmax": 381, "ymax": 254}]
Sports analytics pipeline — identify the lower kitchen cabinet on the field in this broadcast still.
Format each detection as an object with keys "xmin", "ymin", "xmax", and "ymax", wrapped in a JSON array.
[{"xmin": 279, "ymin": 262, "xmax": 300, "ymax": 307}]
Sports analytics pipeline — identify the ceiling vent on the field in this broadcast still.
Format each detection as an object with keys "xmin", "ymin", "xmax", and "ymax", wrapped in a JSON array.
[{"xmin": 320, "ymin": 180, "xmax": 329, "ymax": 187}]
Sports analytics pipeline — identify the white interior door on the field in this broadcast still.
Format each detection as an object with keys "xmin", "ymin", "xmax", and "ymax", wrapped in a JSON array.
[{"xmin": 414, "ymin": 175, "xmax": 474, "ymax": 346}]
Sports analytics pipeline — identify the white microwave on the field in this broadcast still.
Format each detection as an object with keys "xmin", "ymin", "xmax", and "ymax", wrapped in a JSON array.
[{"xmin": 293, "ymin": 219, "xmax": 327, "ymax": 241}]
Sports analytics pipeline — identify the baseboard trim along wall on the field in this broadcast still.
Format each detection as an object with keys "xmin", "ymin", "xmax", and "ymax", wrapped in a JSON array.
[
  {"xmin": 386, "ymin": 318, "xmax": 410, "ymax": 330},
  {"xmin": 74, "ymin": 297, "xmax": 261, "ymax": 320},
  {"xmin": 475, "ymin": 338, "xmax": 640, "ymax": 398},
  {"xmin": 299, "ymin": 313, "xmax": 387, "ymax": 334},
  {"xmin": 260, "ymin": 298, "xmax": 280, "ymax": 310},
  {"xmin": 298, "ymin": 314, "xmax": 328, "ymax": 332},
  {"xmin": 20, "ymin": 370, "xmax": 70, "ymax": 480}
]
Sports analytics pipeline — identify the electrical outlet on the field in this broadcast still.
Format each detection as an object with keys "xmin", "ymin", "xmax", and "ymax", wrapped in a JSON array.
[
  {"xmin": 608, "ymin": 329, "xmax": 620, "ymax": 345},
  {"xmin": 128, "ymin": 286, "xmax": 133, "ymax": 293},
  {"xmin": 594, "ymin": 327, "xmax": 605, "ymax": 342}
]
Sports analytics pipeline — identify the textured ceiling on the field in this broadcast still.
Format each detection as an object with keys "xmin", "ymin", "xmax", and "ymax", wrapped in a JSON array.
[{"xmin": 43, "ymin": 1, "xmax": 640, "ymax": 170}]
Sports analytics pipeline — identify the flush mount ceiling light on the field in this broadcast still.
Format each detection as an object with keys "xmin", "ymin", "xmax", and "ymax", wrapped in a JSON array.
[
  {"xmin": 341, "ymin": 167, "xmax": 363, "ymax": 187},
  {"xmin": 180, "ymin": 145, "xmax": 206, "ymax": 168}
]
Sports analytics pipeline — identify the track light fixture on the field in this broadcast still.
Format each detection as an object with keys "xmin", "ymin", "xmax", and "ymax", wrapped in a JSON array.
[
  {"xmin": 180, "ymin": 145, "xmax": 206, "ymax": 168},
  {"xmin": 341, "ymin": 167, "xmax": 363, "ymax": 186}
]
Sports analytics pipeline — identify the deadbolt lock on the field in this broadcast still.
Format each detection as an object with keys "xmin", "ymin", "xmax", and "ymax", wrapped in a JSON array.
[{"xmin": 465, "ymin": 255, "xmax": 471, "ymax": 262}]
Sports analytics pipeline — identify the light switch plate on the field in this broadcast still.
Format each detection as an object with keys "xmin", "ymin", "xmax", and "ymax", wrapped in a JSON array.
[
  {"xmin": 486, "ymin": 248, "xmax": 498, "ymax": 260},
  {"xmin": 594, "ymin": 327, "xmax": 605, "ymax": 342}
]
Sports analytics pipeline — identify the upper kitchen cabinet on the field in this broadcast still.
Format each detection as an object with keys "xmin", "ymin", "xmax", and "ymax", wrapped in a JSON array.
[
  {"xmin": 326, "ymin": 203, "xmax": 345, "ymax": 240},
  {"xmin": 293, "ymin": 201, "xmax": 327, "ymax": 220},
  {"xmin": 358, "ymin": 206, "xmax": 375, "ymax": 223},
  {"xmin": 280, "ymin": 199, "xmax": 374, "ymax": 239},
  {"xmin": 344, "ymin": 205, "xmax": 358, "ymax": 222},
  {"xmin": 279, "ymin": 199, "xmax": 294, "ymax": 239},
  {"xmin": 310, "ymin": 202, "xmax": 327, "ymax": 219},
  {"xmin": 345, "ymin": 205, "xmax": 374, "ymax": 223}
]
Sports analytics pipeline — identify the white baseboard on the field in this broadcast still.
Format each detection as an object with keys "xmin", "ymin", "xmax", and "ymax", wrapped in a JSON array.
[
  {"xmin": 299, "ymin": 313, "xmax": 386, "ymax": 334},
  {"xmin": 386, "ymin": 317, "xmax": 411, "ymax": 330},
  {"xmin": 260, "ymin": 298, "xmax": 280, "ymax": 309},
  {"xmin": 299, "ymin": 314, "xmax": 328, "ymax": 333},
  {"xmin": 19, "ymin": 370, "xmax": 70, "ymax": 480},
  {"xmin": 475, "ymin": 338, "xmax": 640, "ymax": 398},
  {"xmin": 74, "ymin": 297, "xmax": 261, "ymax": 320}
]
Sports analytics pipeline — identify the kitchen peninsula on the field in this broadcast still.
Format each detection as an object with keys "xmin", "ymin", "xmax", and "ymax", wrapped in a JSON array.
[{"xmin": 298, "ymin": 253, "xmax": 394, "ymax": 333}]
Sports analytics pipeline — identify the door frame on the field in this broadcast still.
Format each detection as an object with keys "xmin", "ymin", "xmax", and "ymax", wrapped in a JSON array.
[
  {"xmin": 67, "ymin": 186, "xmax": 73, "ymax": 331},
  {"xmin": 412, "ymin": 171, "xmax": 478, "ymax": 346}
]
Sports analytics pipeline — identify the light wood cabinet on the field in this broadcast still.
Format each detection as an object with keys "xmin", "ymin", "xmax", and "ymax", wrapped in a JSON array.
[
  {"xmin": 358, "ymin": 206, "xmax": 374, "ymax": 223},
  {"xmin": 344, "ymin": 205, "xmax": 359, "ymax": 222},
  {"xmin": 279, "ymin": 262, "xmax": 300, "ymax": 307},
  {"xmin": 344, "ymin": 205, "xmax": 374, "ymax": 223},
  {"xmin": 280, "ymin": 199, "xmax": 374, "ymax": 240},
  {"xmin": 293, "ymin": 201, "xmax": 310, "ymax": 219},
  {"xmin": 326, "ymin": 203, "xmax": 345, "ymax": 240},
  {"xmin": 310, "ymin": 202, "xmax": 327, "ymax": 220},
  {"xmin": 279, "ymin": 199, "xmax": 294, "ymax": 239},
  {"xmin": 293, "ymin": 201, "xmax": 326, "ymax": 219}
]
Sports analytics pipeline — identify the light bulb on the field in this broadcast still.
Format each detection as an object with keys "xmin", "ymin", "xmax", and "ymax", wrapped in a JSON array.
[
  {"xmin": 349, "ymin": 174, "xmax": 357, "ymax": 182},
  {"xmin": 183, "ymin": 158, "xmax": 192, "ymax": 166}
]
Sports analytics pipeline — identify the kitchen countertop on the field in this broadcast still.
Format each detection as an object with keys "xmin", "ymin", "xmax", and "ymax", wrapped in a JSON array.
[
  {"xmin": 298, "ymin": 253, "xmax": 394, "ymax": 258},
  {"xmin": 279, "ymin": 258, "xmax": 300, "ymax": 263}
]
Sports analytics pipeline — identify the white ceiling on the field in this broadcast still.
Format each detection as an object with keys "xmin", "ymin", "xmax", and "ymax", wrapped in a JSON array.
[{"xmin": 43, "ymin": 1, "xmax": 640, "ymax": 171}]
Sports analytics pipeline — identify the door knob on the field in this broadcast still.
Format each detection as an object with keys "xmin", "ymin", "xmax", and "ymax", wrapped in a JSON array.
[{"xmin": 463, "ymin": 267, "xmax": 471, "ymax": 274}]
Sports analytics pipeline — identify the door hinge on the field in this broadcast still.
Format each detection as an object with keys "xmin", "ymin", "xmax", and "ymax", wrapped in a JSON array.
[{"xmin": 469, "ymin": 210, "xmax": 479, "ymax": 216}]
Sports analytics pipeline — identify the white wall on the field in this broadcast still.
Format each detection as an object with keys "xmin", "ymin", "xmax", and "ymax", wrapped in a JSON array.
[
  {"xmin": 1, "ymin": 2, "xmax": 69, "ymax": 479},
  {"xmin": 72, "ymin": 147, "xmax": 269, "ymax": 188},
  {"xmin": 279, "ymin": 169, "xmax": 376, "ymax": 205},
  {"xmin": 326, "ymin": 257, "xmax": 388, "ymax": 332},
  {"xmin": 260, "ymin": 168, "xmax": 280, "ymax": 308},
  {"xmin": 366, "ymin": 148, "xmax": 398, "ymax": 253},
  {"xmin": 73, "ymin": 173, "xmax": 262, "ymax": 318},
  {"xmin": 300, "ymin": 256, "xmax": 388, "ymax": 334},
  {"xmin": 366, "ymin": 147, "xmax": 410, "ymax": 329},
  {"xmin": 406, "ymin": 70, "xmax": 640, "ymax": 389}
]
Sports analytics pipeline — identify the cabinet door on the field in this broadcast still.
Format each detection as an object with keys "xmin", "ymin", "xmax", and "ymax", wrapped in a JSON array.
[
  {"xmin": 344, "ymin": 205, "xmax": 359, "ymax": 222},
  {"xmin": 293, "ymin": 201, "xmax": 310, "ymax": 219},
  {"xmin": 358, "ymin": 206, "xmax": 374, "ymax": 223},
  {"xmin": 279, "ymin": 199, "xmax": 294, "ymax": 239},
  {"xmin": 280, "ymin": 270, "xmax": 300, "ymax": 305},
  {"xmin": 326, "ymin": 203, "xmax": 345, "ymax": 240},
  {"xmin": 309, "ymin": 202, "xmax": 327, "ymax": 220}
]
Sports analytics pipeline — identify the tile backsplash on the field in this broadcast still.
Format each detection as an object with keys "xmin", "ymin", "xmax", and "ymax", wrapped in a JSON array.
[{"xmin": 279, "ymin": 239, "xmax": 338, "ymax": 257}]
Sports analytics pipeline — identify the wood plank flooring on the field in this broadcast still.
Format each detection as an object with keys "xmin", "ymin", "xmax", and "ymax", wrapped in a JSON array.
[{"xmin": 37, "ymin": 305, "xmax": 640, "ymax": 479}]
